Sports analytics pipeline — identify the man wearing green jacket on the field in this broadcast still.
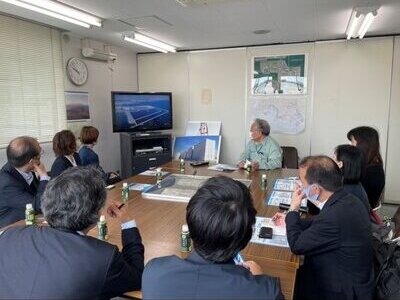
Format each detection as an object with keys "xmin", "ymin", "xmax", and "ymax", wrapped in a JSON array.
[{"xmin": 238, "ymin": 118, "xmax": 282, "ymax": 170}]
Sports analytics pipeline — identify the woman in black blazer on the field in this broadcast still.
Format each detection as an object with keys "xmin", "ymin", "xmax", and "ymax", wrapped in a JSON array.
[
  {"xmin": 347, "ymin": 126, "xmax": 385, "ymax": 209},
  {"xmin": 333, "ymin": 144, "xmax": 370, "ymax": 213},
  {"xmin": 50, "ymin": 130, "xmax": 81, "ymax": 178}
]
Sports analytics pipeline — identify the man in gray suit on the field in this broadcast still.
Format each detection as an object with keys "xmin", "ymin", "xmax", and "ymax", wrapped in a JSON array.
[
  {"xmin": 143, "ymin": 176, "xmax": 283, "ymax": 299},
  {"xmin": 0, "ymin": 167, "xmax": 144, "ymax": 299}
]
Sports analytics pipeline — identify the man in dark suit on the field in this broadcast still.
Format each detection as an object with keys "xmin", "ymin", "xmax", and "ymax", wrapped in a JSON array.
[
  {"xmin": 0, "ymin": 136, "xmax": 50, "ymax": 228},
  {"xmin": 143, "ymin": 176, "xmax": 283, "ymax": 299},
  {"xmin": 0, "ymin": 167, "xmax": 144, "ymax": 299},
  {"xmin": 273, "ymin": 155, "xmax": 374, "ymax": 300}
]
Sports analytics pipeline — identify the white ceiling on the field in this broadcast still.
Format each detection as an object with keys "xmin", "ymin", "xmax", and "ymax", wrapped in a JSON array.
[{"xmin": 0, "ymin": 0, "xmax": 399, "ymax": 53}]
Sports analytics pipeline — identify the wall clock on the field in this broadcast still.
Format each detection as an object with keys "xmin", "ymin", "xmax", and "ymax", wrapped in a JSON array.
[{"xmin": 66, "ymin": 57, "xmax": 88, "ymax": 86}]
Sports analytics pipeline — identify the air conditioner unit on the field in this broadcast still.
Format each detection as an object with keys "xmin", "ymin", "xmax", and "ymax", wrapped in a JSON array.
[{"xmin": 81, "ymin": 47, "xmax": 117, "ymax": 61}]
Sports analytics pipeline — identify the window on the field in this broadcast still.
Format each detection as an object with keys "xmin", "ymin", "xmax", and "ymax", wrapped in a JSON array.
[{"xmin": 0, "ymin": 15, "xmax": 66, "ymax": 147}]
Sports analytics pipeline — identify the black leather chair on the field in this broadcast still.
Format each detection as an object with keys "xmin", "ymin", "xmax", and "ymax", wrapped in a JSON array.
[{"xmin": 281, "ymin": 146, "xmax": 299, "ymax": 169}]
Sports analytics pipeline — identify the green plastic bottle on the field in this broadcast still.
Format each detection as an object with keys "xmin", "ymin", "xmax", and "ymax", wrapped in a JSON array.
[
  {"xmin": 121, "ymin": 182, "xmax": 129, "ymax": 203},
  {"xmin": 181, "ymin": 224, "xmax": 191, "ymax": 252},
  {"xmin": 25, "ymin": 203, "xmax": 35, "ymax": 225},
  {"xmin": 97, "ymin": 215, "xmax": 108, "ymax": 240}
]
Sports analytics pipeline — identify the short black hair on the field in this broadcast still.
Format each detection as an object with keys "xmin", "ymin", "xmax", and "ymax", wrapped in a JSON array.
[
  {"xmin": 299, "ymin": 155, "xmax": 343, "ymax": 192},
  {"xmin": 41, "ymin": 166, "xmax": 106, "ymax": 231},
  {"xmin": 186, "ymin": 176, "xmax": 256, "ymax": 263},
  {"xmin": 335, "ymin": 145, "xmax": 364, "ymax": 184},
  {"xmin": 347, "ymin": 126, "xmax": 383, "ymax": 166},
  {"xmin": 6, "ymin": 136, "xmax": 40, "ymax": 168}
]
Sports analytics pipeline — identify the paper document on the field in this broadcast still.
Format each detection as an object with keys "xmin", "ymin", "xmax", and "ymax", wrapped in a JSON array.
[
  {"xmin": 264, "ymin": 218, "xmax": 286, "ymax": 236},
  {"xmin": 267, "ymin": 190, "xmax": 307, "ymax": 207},
  {"xmin": 140, "ymin": 170, "xmax": 170, "ymax": 177},
  {"xmin": 208, "ymin": 164, "xmax": 238, "ymax": 172},
  {"xmin": 273, "ymin": 179, "xmax": 298, "ymax": 192},
  {"xmin": 128, "ymin": 183, "xmax": 153, "ymax": 192},
  {"xmin": 250, "ymin": 217, "xmax": 289, "ymax": 248}
]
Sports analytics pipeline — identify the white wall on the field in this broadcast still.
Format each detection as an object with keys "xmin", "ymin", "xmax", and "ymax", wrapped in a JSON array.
[
  {"xmin": 187, "ymin": 49, "xmax": 246, "ymax": 163},
  {"xmin": 311, "ymin": 38, "xmax": 393, "ymax": 161},
  {"xmin": 0, "ymin": 32, "xmax": 138, "ymax": 173},
  {"xmin": 385, "ymin": 37, "xmax": 400, "ymax": 204},
  {"xmin": 138, "ymin": 37, "xmax": 400, "ymax": 203},
  {"xmin": 138, "ymin": 53, "xmax": 189, "ymax": 137}
]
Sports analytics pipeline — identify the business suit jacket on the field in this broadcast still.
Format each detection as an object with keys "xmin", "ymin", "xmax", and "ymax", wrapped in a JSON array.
[
  {"xmin": 343, "ymin": 183, "xmax": 370, "ymax": 213},
  {"xmin": 0, "ymin": 162, "xmax": 47, "ymax": 228},
  {"xmin": 142, "ymin": 250, "xmax": 283, "ymax": 299},
  {"xmin": 0, "ymin": 225, "xmax": 144, "ymax": 299},
  {"xmin": 286, "ymin": 189, "xmax": 374, "ymax": 300},
  {"xmin": 50, "ymin": 152, "xmax": 82, "ymax": 178}
]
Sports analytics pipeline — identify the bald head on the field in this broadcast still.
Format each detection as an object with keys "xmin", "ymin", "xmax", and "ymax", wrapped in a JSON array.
[
  {"xmin": 7, "ymin": 136, "xmax": 41, "ymax": 168},
  {"xmin": 299, "ymin": 155, "xmax": 343, "ymax": 192}
]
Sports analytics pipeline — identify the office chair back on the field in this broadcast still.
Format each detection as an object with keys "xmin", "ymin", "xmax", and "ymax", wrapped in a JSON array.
[{"xmin": 281, "ymin": 146, "xmax": 299, "ymax": 169}]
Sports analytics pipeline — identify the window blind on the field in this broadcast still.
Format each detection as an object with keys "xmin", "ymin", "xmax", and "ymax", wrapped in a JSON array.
[{"xmin": 0, "ymin": 14, "xmax": 66, "ymax": 148}]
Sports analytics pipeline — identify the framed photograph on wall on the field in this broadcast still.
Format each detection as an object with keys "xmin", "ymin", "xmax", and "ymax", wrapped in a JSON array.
[
  {"xmin": 252, "ymin": 54, "xmax": 307, "ymax": 95},
  {"xmin": 65, "ymin": 91, "xmax": 91, "ymax": 122}
]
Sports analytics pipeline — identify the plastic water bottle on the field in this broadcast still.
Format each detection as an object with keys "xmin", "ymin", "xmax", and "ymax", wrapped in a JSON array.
[
  {"xmin": 97, "ymin": 215, "xmax": 108, "ymax": 240},
  {"xmin": 245, "ymin": 161, "xmax": 252, "ymax": 173},
  {"xmin": 261, "ymin": 174, "xmax": 267, "ymax": 190},
  {"xmin": 156, "ymin": 168, "xmax": 163, "ymax": 183},
  {"xmin": 121, "ymin": 182, "xmax": 129, "ymax": 203},
  {"xmin": 181, "ymin": 224, "xmax": 191, "ymax": 252},
  {"xmin": 25, "ymin": 203, "xmax": 35, "ymax": 225},
  {"xmin": 179, "ymin": 158, "xmax": 185, "ymax": 172}
]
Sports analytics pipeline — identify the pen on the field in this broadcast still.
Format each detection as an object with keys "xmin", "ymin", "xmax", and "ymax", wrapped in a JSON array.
[{"xmin": 117, "ymin": 203, "xmax": 125, "ymax": 209}]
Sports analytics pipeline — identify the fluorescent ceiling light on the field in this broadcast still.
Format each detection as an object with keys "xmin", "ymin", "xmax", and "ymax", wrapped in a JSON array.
[
  {"xmin": 134, "ymin": 32, "xmax": 176, "ymax": 53},
  {"xmin": 0, "ymin": 0, "xmax": 102, "ymax": 28},
  {"xmin": 345, "ymin": 6, "xmax": 378, "ymax": 40},
  {"xmin": 123, "ymin": 33, "xmax": 177, "ymax": 53},
  {"xmin": 124, "ymin": 36, "xmax": 168, "ymax": 53},
  {"xmin": 358, "ymin": 12, "xmax": 375, "ymax": 39}
]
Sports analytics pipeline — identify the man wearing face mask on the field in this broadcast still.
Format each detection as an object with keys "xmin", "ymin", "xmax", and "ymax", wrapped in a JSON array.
[
  {"xmin": 0, "ymin": 136, "xmax": 50, "ymax": 227},
  {"xmin": 273, "ymin": 155, "xmax": 374, "ymax": 300},
  {"xmin": 238, "ymin": 118, "xmax": 282, "ymax": 170}
]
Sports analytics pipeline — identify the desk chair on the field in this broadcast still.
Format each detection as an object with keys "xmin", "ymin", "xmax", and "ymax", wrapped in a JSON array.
[{"xmin": 281, "ymin": 146, "xmax": 299, "ymax": 169}]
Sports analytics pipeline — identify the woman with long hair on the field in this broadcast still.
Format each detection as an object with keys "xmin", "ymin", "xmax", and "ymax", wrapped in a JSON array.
[{"xmin": 347, "ymin": 126, "xmax": 385, "ymax": 209}]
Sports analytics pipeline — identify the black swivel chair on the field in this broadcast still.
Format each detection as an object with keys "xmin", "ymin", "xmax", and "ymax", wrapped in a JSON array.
[{"xmin": 281, "ymin": 146, "xmax": 299, "ymax": 169}]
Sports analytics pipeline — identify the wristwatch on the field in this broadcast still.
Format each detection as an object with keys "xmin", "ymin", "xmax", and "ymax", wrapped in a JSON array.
[{"xmin": 288, "ymin": 207, "xmax": 300, "ymax": 213}]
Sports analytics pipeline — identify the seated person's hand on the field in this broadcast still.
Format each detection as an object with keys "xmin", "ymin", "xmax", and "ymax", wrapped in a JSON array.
[
  {"xmin": 237, "ymin": 161, "xmax": 245, "ymax": 169},
  {"xmin": 241, "ymin": 261, "xmax": 263, "ymax": 275},
  {"xmin": 251, "ymin": 160, "xmax": 260, "ymax": 171},
  {"xmin": 107, "ymin": 201, "xmax": 132, "ymax": 224},
  {"xmin": 290, "ymin": 186, "xmax": 305, "ymax": 210},
  {"xmin": 33, "ymin": 161, "xmax": 48, "ymax": 178},
  {"xmin": 272, "ymin": 212, "xmax": 286, "ymax": 226}
]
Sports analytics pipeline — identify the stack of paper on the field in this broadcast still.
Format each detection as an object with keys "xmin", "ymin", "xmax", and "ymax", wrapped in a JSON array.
[{"xmin": 267, "ymin": 177, "xmax": 306, "ymax": 208}]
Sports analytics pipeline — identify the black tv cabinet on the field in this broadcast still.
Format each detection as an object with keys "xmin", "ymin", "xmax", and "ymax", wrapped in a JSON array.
[{"xmin": 120, "ymin": 133, "xmax": 172, "ymax": 178}]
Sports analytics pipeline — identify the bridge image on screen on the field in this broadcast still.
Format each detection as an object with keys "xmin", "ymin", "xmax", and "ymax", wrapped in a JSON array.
[{"xmin": 116, "ymin": 105, "xmax": 169, "ymax": 129}]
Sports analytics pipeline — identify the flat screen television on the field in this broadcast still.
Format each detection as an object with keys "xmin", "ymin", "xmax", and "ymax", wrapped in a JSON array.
[{"xmin": 111, "ymin": 92, "xmax": 173, "ymax": 133}]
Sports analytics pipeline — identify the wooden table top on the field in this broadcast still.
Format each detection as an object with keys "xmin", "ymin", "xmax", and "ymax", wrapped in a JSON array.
[
  {"xmin": 1, "ymin": 161, "xmax": 300, "ymax": 300},
  {"xmin": 100, "ymin": 161, "xmax": 300, "ymax": 299}
]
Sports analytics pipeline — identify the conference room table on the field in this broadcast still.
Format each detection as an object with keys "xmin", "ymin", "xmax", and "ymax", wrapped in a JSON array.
[
  {"xmin": 104, "ymin": 161, "xmax": 300, "ymax": 300},
  {"xmin": 2, "ymin": 161, "xmax": 300, "ymax": 300}
]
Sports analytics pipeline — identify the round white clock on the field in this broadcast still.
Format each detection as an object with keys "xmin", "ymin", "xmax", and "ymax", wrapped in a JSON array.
[{"xmin": 66, "ymin": 57, "xmax": 88, "ymax": 86}]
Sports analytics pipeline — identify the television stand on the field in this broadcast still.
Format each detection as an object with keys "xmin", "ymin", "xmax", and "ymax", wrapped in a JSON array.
[{"xmin": 120, "ymin": 133, "xmax": 172, "ymax": 178}]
